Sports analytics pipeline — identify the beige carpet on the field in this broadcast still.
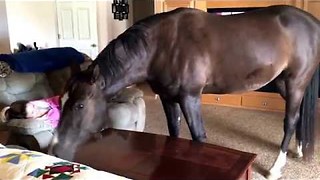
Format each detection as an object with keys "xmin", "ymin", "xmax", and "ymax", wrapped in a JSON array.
[{"xmin": 143, "ymin": 95, "xmax": 320, "ymax": 180}]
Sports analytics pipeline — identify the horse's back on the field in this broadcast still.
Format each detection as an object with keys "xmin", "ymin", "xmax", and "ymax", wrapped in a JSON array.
[
  {"xmin": 210, "ymin": 5, "xmax": 320, "ymax": 93},
  {"xmin": 147, "ymin": 5, "xmax": 320, "ymax": 95}
]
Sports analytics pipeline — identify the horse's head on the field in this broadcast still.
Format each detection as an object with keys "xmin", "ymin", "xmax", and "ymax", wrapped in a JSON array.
[{"xmin": 50, "ymin": 64, "xmax": 107, "ymax": 160}]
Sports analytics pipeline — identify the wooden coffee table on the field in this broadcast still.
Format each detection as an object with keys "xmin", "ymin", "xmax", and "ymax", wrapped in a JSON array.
[{"xmin": 74, "ymin": 129, "xmax": 256, "ymax": 180}]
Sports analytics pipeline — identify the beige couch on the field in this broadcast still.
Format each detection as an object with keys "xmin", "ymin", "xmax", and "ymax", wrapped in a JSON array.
[{"xmin": 0, "ymin": 59, "xmax": 145, "ymax": 152}]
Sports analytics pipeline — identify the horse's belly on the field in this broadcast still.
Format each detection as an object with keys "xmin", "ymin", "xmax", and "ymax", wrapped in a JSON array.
[
  {"xmin": 204, "ymin": 65, "xmax": 284, "ymax": 94},
  {"xmin": 203, "ymin": 79, "xmax": 271, "ymax": 94}
]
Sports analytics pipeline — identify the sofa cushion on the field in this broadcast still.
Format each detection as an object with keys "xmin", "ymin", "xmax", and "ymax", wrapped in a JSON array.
[
  {"xmin": 107, "ymin": 87, "xmax": 145, "ymax": 132},
  {"xmin": 0, "ymin": 71, "xmax": 54, "ymax": 107},
  {"xmin": 5, "ymin": 119, "xmax": 54, "ymax": 135},
  {"xmin": 111, "ymin": 87, "xmax": 144, "ymax": 103},
  {"xmin": 0, "ymin": 61, "xmax": 12, "ymax": 78}
]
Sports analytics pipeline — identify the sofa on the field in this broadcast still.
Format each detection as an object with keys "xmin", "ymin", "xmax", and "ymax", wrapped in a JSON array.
[{"xmin": 0, "ymin": 49, "xmax": 146, "ymax": 152}]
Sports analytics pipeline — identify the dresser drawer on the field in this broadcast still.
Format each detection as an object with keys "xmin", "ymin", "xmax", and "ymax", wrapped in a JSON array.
[
  {"xmin": 201, "ymin": 94, "xmax": 241, "ymax": 106},
  {"xmin": 241, "ymin": 95, "xmax": 285, "ymax": 111}
]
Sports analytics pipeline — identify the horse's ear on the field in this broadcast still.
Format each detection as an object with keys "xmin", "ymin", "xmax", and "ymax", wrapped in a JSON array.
[
  {"xmin": 91, "ymin": 64, "xmax": 106, "ymax": 89},
  {"xmin": 99, "ymin": 77, "xmax": 106, "ymax": 89},
  {"xmin": 89, "ymin": 64, "xmax": 99, "ymax": 83}
]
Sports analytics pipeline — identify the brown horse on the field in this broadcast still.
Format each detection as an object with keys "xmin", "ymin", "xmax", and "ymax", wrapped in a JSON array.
[{"xmin": 51, "ymin": 5, "xmax": 320, "ymax": 179}]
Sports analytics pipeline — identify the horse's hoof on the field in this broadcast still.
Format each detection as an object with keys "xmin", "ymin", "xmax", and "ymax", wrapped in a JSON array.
[
  {"xmin": 293, "ymin": 153, "xmax": 303, "ymax": 159},
  {"xmin": 266, "ymin": 171, "xmax": 282, "ymax": 180}
]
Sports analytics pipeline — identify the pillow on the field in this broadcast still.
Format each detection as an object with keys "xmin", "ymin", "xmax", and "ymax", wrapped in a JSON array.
[
  {"xmin": 0, "ymin": 144, "xmax": 130, "ymax": 180},
  {"xmin": 5, "ymin": 119, "xmax": 54, "ymax": 135},
  {"xmin": 0, "ymin": 61, "xmax": 12, "ymax": 78}
]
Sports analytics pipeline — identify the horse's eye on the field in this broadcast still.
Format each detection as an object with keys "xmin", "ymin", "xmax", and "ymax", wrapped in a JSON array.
[{"xmin": 74, "ymin": 103, "xmax": 84, "ymax": 110}]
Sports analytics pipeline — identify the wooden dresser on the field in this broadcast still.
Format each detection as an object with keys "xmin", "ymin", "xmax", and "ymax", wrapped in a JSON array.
[
  {"xmin": 202, "ymin": 92, "xmax": 285, "ymax": 112},
  {"xmin": 154, "ymin": 0, "xmax": 320, "ymax": 16}
]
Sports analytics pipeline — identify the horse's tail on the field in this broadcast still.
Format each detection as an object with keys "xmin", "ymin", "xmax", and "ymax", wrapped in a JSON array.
[{"xmin": 297, "ymin": 65, "xmax": 319, "ymax": 161}]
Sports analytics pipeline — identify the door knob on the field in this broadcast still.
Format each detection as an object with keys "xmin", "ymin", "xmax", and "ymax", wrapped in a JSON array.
[{"xmin": 91, "ymin": 44, "xmax": 97, "ymax": 47}]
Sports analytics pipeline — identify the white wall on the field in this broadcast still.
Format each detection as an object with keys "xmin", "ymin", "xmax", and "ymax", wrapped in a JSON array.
[
  {"xmin": 0, "ymin": 1, "xmax": 10, "ymax": 53},
  {"xmin": 6, "ymin": 1, "xmax": 58, "ymax": 51},
  {"xmin": 97, "ymin": 0, "xmax": 133, "ymax": 51},
  {"xmin": 4, "ymin": 0, "xmax": 134, "ymax": 53}
]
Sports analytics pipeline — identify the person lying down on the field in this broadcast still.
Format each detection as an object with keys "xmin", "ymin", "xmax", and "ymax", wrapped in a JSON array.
[{"xmin": 0, "ymin": 96, "xmax": 61, "ymax": 128}]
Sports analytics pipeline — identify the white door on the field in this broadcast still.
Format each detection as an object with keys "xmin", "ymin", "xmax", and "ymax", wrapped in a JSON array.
[{"xmin": 56, "ymin": 1, "xmax": 98, "ymax": 59}]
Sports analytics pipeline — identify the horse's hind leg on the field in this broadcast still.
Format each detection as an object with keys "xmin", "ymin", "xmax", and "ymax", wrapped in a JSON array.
[
  {"xmin": 275, "ymin": 76, "xmax": 303, "ymax": 158},
  {"xmin": 159, "ymin": 96, "xmax": 181, "ymax": 137},
  {"xmin": 179, "ymin": 95, "xmax": 206, "ymax": 142},
  {"xmin": 268, "ymin": 77, "xmax": 307, "ymax": 179},
  {"xmin": 274, "ymin": 74, "xmax": 286, "ymax": 99},
  {"xmin": 295, "ymin": 118, "xmax": 303, "ymax": 158}
]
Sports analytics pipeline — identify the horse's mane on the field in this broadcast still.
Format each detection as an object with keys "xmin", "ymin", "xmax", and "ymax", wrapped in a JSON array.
[
  {"xmin": 65, "ymin": 20, "xmax": 153, "ymax": 93},
  {"xmin": 69, "ymin": 12, "xmax": 169, "ymax": 88},
  {"xmin": 94, "ymin": 20, "xmax": 152, "ymax": 80}
]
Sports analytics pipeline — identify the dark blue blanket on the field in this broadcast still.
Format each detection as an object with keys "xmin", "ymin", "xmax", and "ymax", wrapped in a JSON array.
[{"xmin": 0, "ymin": 47, "xmax": 84, "ymax": 73}]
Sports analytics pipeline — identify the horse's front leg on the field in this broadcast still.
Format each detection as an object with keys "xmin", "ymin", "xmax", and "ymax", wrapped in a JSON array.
[
  {"xmin": 159, "ymin": 96, "xmax": 181, "ymax": 137},
  {"xmin": 268, "ymin": 86, "xmax": 305, "ymax": 180},
  {"xmin": 179, "ymin": 94, "xmax": 206, "ymax": 142}
]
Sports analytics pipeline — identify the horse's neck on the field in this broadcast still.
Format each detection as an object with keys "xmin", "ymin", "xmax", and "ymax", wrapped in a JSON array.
[
  {"xmin": 99, "ymin": 27, "xmax": 152, "ymax": 98},
  {"xmin": 103, "ymin": 56, "xmax": 149, "ymax": 98}
]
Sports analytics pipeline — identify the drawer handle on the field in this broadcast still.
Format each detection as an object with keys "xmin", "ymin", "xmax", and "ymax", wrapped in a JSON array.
[
  {"xmin": 215, "ymin": 97, "xmax": 220, "ymax": 101},
  {"xmin": 262, "ymin": 102, "xmax": 268, "ymax": 106}
]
